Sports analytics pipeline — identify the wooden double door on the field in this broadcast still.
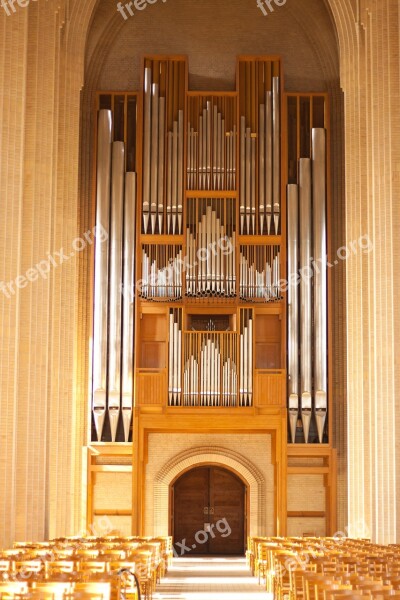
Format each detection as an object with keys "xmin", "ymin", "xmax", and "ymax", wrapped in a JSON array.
[{"xmin": 172, "ymin": 466, "xmax": 246, "ymax": 556}]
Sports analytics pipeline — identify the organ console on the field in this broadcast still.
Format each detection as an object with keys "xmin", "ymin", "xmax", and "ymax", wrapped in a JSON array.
[{"xmin": 90, "ymin": 57, "xmax": 330, "ymax": 447}]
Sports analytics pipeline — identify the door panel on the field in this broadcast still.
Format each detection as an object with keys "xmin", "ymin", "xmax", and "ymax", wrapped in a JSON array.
[
  {"xmin": 173, "ymin": 467, "xmax": 210, "ymax": 555},
  {"xmin": 209, "ymin": 467, "xmax": 245, "ymax": 555},
  {"xmin": 172, "ymin": 466, "xmax": 245, "ymax": 556}
]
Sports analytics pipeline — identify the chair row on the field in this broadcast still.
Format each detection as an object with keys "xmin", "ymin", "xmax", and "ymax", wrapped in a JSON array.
[
  {"xmin": 247, "ymin": 536, "xmax": 400, "ymax": 600},
  {"xmin": 0, "ymin": 536, "xmax": 173, "ymax": 600}
]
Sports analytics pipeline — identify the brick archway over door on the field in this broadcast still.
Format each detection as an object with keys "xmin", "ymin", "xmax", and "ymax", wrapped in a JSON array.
[{"xmin": 152, "ymin": 445, "xmax": 268, "ymax": 537}]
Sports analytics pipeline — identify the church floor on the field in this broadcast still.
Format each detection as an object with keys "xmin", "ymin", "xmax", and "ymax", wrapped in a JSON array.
[{"xmin": 153, "ymin": 556, "xmax": 272, "ymax": 599}]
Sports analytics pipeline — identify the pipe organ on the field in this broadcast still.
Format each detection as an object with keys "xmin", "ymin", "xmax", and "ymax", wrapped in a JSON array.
[
  {"xmin": 186, "ymin": 198, "xmax": 236, "ymax": 298},
  {"xmin": 142, "ymin": 58, "xmax": 186, "ymax": 236},
  {"xmin": 140, "ymin": 244, "xmax": 183, "ymax": 300},
  {"xmin": 238, "ymin": 59, "xmax": 281, "ymax": 236},
  {"xmin": 91, "ymin": 58, "xmax": 330, "ymax": 446},
  {"xmin": 92, "ymin": 94, "xmax": 137, "ymax": 442},
  {"xmin": 286, "ymin": 95, "xmax": 329, "ymax": 444},
  {"xmin": 187, "ymin": 95, "xmax": 237, "ymax": 191}
]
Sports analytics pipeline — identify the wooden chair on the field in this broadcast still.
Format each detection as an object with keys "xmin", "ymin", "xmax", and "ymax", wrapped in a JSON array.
[
  {"xmin": 129, "ymin": 552, "xmax": 153, "ymax": 600},
  {"xmin": 255, "ymin": 543, "xmax": 273, "ymax": 585},
  {"xmin": 0, "ymin": 561, "xmax": 12, "ymax": 576},
  {"xmin": 33, "ymin": 582, "xmax": 73, "ymax": 600},
  {"xmin": 44, "ymin": 561, "xmax": 76, "ymax": 580},
  {"xmin": 109, "ymin": 563, "xmax": 139, "ymax": 600},
  {"xmin": 74, "ymin": 581, "xmax": 111, "ymax": 600},
  {"xmin": 14, "ymin": 560, "xmax": 44, "ymax": 582},
  {"xmin": 289, "ymin": 567, "xmax": 317, "ymax": 600},
  {"xmin": 0, "ymin": 582, "xmax": 29, "ymax": 599},
  {"xmin": 75, "ymin": 551, "xmax": 100, "ymax": 560},
  {"xmin": 324, "ymin": 591, "xmax": 369, "ymax": 600},
  {"xmin": 303, "ymin": 574, "xmax": 337, "ymax": 600},
  {"xmin": 314, "ymin": 582, "xmax": 352, "ymax": 600},
  {"xmin": 274, "ymin": 552, "xmax": 298, "ymax": 600},
  {"xmin": 64, "ymin": 592, "xmax": 105, "ymax": 600},
  {"xmin": 78, "ymin": 562, "xmax": 109, "ymax": 576}
]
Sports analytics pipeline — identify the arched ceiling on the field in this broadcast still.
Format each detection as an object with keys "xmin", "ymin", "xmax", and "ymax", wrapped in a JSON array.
[{"xmin": 83, "ymin": 0, "xmax": 344, "ymax": 93}]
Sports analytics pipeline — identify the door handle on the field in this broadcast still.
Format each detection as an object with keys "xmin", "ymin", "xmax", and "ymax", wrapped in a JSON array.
[
  {"xmin": 209, "ymin": 507, "xmax": 214, "ymax": 515},
  {"xmin": 203, "ymin": 507, "xmax": 209, "ymax": 514}
]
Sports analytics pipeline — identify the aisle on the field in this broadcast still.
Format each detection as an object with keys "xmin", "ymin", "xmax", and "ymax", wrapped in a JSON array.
[{"xmin": 153, "ymin": 556, "xmax": 272, "ymax": 599}]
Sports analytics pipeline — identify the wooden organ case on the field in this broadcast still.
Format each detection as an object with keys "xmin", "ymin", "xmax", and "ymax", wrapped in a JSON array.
[{"xmin": 87, "ymin": 56, "xmax": 337, "ymax": 538}]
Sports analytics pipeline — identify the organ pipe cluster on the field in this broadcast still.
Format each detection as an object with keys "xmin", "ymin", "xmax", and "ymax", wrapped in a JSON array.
[
  {"xmin": 239, "ymin": 245, "xmax": 281, "ymax": 301},
  {"xmin": 140, "ymin": 245, "xmax": 183, "ymax": 300},
  {"xmin": 239, "ymin": 60, "xmax": 281, "ymax": 235},
  {"xmin": 186, "ymin": 198, "xmax": 236, "ymax": 298},
  {"xmin": 142, "ymin": 59, "xmax": 185, "ymax": 235},
  {"xmin": 187, "ymin": 96, "xmax": 237, "ymax": 191},
  {"xmin": 183, "ymin": 331, "xmax": 238, "ymax": 407},
  {"xmin": 92, "ymin": 107, "xmax": 136, "ymax": 442},
  {"xmin": 287, "ymin": 128, "xmax": 328, "ymax": 443}
]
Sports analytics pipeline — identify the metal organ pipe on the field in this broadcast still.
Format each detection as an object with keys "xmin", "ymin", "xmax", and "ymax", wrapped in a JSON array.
[
  {"xmin": 183, "ymin": 331, "xmax": 238, "ymax": 407},
  {"xmin": 150, "ymin": 82, "xmax": 159, "ymax": 234},
  {"xmin": 259, "ymin": 103, "xmax": 265, "ymax": 235},
  {"xmin": 108, "ymin": 141, "xmax": 125, "ymax": 442},
  {"xmin": 177, "ymin": 110, "xmax": 184, "ymax": 234},
  {"xmin": 272, "ymin": 77, "xmax": 280, "ymax": 235},
  {"xmin": 265, "ymin": 90, "xmax": 273, "ymax": 235},
  {"xmin": 287, "ymin": 184, "xmax": 299, "ymax": 443},
  {"xmin": 121, "ymin": 172, "xmax": 136, "ymax": 442},
  {"xmin": 92, "ymin": 109, "xmax": 112, "ymax": 442},
  {"xmin": 157, "ymin": 97, "xmax": 165, "ymax": 234},
  {"xmin": 168, "ymin": 309, "xmax": 182, "ymax": 406},
  {"xmin": 171, "ymin": 119, "xmax": 178, "ymax": 234},
  {"xmin": 143, "ymin": 67, "xmax": 152, "ymax": 233},
  {"xmin": 240, "ymin": 116, "xmax": 246, "ymax": 233},
  {"xmin": 185, "ymin": 200, "xmax": 235, "ymax": 299},
  {"xmin": 312, "ymin": 128, "xmax": 328, "ymax": 443},
  {"xmin": 239, "ymin": 311, "xmax": 253, "ymax": 407},
  {"xmin": 299, "ymin": 158, "xmax": 312, "ymax": 443}
]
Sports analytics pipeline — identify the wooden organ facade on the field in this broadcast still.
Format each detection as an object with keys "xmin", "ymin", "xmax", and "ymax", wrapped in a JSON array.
[{"xmin": 86, "ymin": 55, "xmax": 337, "ymax": 540}]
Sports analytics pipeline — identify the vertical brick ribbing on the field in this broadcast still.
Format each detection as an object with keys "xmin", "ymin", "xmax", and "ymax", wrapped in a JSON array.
[{"xmin": 328, "ymin": 0, "xmax": 400, "ymax": 543}]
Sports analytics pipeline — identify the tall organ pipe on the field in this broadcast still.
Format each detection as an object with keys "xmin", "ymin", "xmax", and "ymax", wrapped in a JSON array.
[
  {"xmin": 121, "ymin": 172, "xmax": 136, "ymax": 442},
  {"xmin": 157, "ymin": 97, "xmax": 165, "ymax": 234},
  {"xmin": 150, "ymin": 83, "xmax": 159, "ymax": 234},
  {"xmin": 299, "ymin": 158, "xmax": 312, "ymax": 443},
  {"xmin": 108, "ymin": 142, "xmax": 125, "ymax": 442},
  {"xmin": 143, "ymin": 67, "xmax": 152, "ymax": 233},
  {"xmin": 259, "ymin": 103, "xmax": 265, "ymax": 234},
  {"xmin": 240, "ymin": 116, "xmax": 246, "ymax": 233},
  {"xmin": 265, "ymin": 91, "xmax": 273, "ymax": 234},
  {"xmin": 287, "ymin": 184, "xmax": 299, "ymax": 443},
  {"xmin": 312, "ymin": 129, "xmax": 328, "ymax": 443},
  {"xmin": 92, "ymin": 109, "xmax": 112, "ymax": 442},
  {"xmin": 168, "ymin": 311, "xmax": 174, "ymax": 405},
  {"xmin": 177, "ymin": 110, "xmax": 184, "ymax": 234},
  {"xmin": 272, "ymin": 77, "xmax": 280, "ymax": 234}
]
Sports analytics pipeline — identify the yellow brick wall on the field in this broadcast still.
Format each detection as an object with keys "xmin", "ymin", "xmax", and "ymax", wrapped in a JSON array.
[
  {"xmin": 146, "ymin": 433, "xmax": 274, "ymax": 537},
  {"xmin": 93, "ymin": 472, "xmax": 132, "ymax": 511}
]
